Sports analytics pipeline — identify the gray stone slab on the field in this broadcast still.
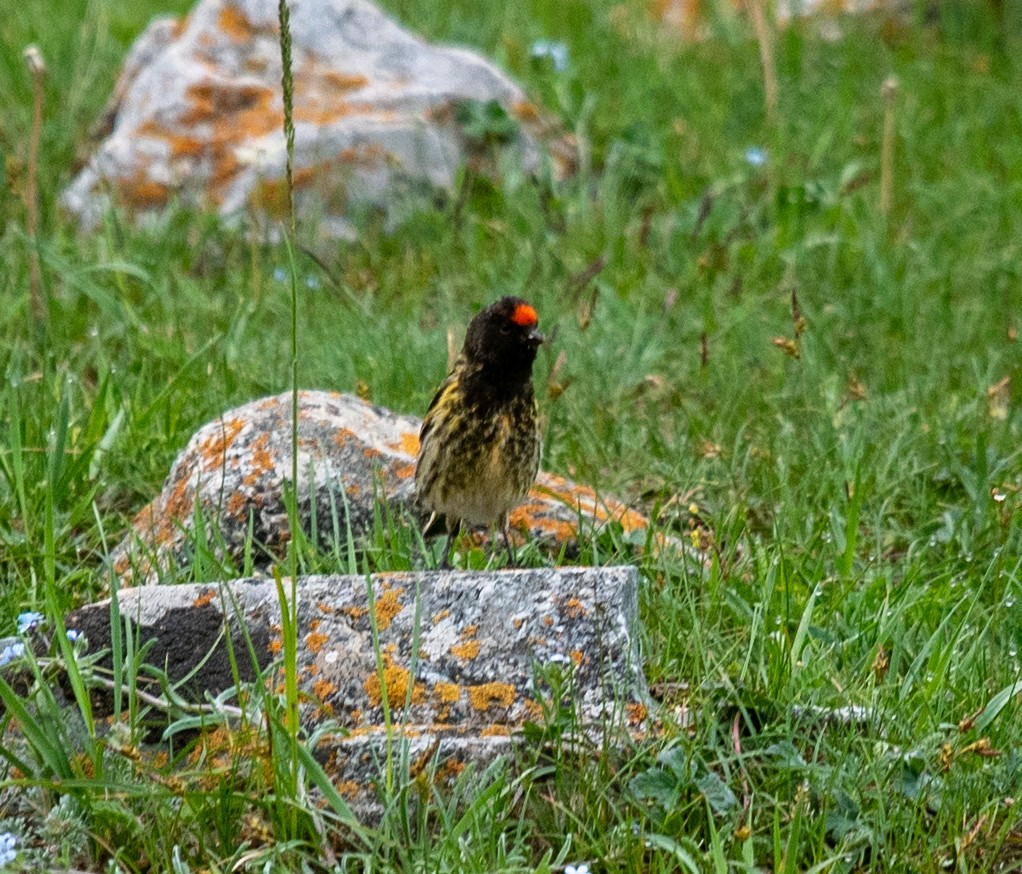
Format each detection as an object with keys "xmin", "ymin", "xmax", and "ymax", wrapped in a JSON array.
[
  {"xmin": 70, "ymin": 566, "xmax": 647, "ymax": 729},
  {"xmin": 67, "ymin": 566, "xmax": 648, "ymax": 821}
]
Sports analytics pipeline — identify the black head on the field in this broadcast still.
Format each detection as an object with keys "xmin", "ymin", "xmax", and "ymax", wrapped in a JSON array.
[{"xmin": 462, "ymin": 296, "xmax": 544, "ymax": 376}]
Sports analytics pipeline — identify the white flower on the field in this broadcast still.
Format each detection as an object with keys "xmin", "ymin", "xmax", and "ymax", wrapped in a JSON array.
[{"xmin": 565, "ymin": 864, "xmax": 590, "ymax": 874}]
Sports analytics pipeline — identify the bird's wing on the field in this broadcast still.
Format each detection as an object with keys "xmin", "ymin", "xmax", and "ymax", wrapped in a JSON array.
[{"xmin": 419, "ymin": 369, "xmax": 459, "ymax": 441}]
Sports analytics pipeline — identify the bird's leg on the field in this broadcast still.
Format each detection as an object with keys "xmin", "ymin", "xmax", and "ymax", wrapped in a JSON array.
[
  {"xmin": 440, "ymin": 519, "xmax": 461, "ymax": 569},
  {"xmin": 501, "ymin": 514, "xmax": 517, "ymax": 567}
]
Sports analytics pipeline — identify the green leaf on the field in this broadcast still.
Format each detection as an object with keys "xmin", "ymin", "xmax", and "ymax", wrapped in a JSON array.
[
  {"xmin": 975, "ymin": 677, "xmax": 1022, "ymax": 732},
  {"xmin": 696, "ymin": 770, "xmax": 739, "ymax": 814}
]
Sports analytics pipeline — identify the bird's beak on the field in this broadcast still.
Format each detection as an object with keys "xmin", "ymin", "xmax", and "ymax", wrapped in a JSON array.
[{"xmin": 528, "ymin": 328, "xmax": 544, "ymax": 347}]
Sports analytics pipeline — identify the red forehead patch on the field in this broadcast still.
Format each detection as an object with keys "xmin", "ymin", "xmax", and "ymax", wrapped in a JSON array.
[{"xmin": 510, "ymin": 302, "xmax": 538, "ymax": 327}]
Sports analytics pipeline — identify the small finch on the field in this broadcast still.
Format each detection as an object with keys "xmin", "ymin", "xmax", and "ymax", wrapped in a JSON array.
[{"xmin": 416, "ymin": 296, "xmax": 544, "ymax": 568}]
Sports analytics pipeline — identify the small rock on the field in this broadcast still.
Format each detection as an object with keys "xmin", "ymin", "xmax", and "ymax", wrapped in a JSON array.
[
  {"xmin": 111, "ymin": 391, "xmax": 653, "ymax": 585},
  {"xmin": 63, "ymin": 0, "xmax": 575, "ymax": 236}
]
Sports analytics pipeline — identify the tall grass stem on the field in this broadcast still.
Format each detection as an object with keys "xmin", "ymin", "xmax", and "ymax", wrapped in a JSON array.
[
  {"xmin": 23, "ymin": 45, "xmax": 46, "ymax": 321},
  {"xmin": 748, "ymin": 0, "xmax": 778, "ymax": 127},
  {"xmin": 880, "ymin": 76, "xmax": 898, "ymax": 216}
]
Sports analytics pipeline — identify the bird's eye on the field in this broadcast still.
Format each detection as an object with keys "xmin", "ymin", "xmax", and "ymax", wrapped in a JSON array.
[{"xmin": 499, "ymin": 322, "xmax": 512, "ymax": 334}]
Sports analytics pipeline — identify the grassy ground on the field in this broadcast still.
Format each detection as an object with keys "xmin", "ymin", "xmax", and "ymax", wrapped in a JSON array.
[{"xmin": 2, "ymin": 0, "xmax": 1022, "ymax": 870}]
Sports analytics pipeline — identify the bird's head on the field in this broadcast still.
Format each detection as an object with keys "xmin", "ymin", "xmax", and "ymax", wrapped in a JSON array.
[{"xmin": 463, "ymin": 296, "xmax": 544, "ymax": 373}]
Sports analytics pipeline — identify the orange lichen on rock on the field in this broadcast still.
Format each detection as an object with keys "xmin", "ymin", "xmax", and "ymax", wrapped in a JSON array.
[
  {"xmin": 268, "ymin": 638, "xmax": 282, "ymax": 655},
  {"xmin": 244, "ymin": 432, "xmax": 274, "ymax": 485},
  {"xmin": 182, "ymin": 81, "xmax": 279, "ymax": 136},
  {"xmin": 293, "ymin": 102, "xmax": 357, "ymax": 126},
  {"xmin": 480, "ymin": 724, "xmax": 512, "ymax": 737},
  {"xmin": 531, "ymin": 471, "xmax": 648, "ymax": 532},
  {"xmin": 192, "ymin": 590, "xmax": 217, "ymax": 608},
  {"xmin": 128, "ymin": 473, "xmax": 195, "ymax": 552},
  {"xmin": 399, "ymin": 431, "xmax": 420, "ymax": 457},
  {"xmin": 331, "ymin": 426, "xmax": 359, "ymax": 448},
  {"xmin": 509, "ymin": 500, "xmax": 577, "ymax": 543},
  {"xmin": 450, "ymin": 624, "xmax": 480, "ymax": 660},
  {"xmin": 363, "ymin": 655, "xmax": 424, "ymax": 709},
  {"xmin": 570, "ymin": 650, "xmax": 584, "ymax": 666},
  {"xmin": 432, "ymin": 609, "xmax": 449, "ymax": 625},
  {"xmin": 305, "ymin": 631, "xmax": 329, "ymax": 653},
  {"xmin": 467, "ymin": 682, "xmax": 516, "ymax": 712},
  {"xmin": 434, "ymin": 681, "xmax": 461, "ymax": 704},
  {"xmin": 371, "ymin": 585, "xmax": 405, "ymax": 631},
  {"xmin": 561, "ymin": 597, "xmax": 589, "ymax": 619},
  {"xmin": 336, "ymin": 779, "xmax": 361, "ymax": 798},
  {"xmin": 226, "ymin": 491, "xmax": 247, "ymax": 519},
  {"xmin": 626, "ymin": 701, "xmax": 648, "ymax": 725},
  {"xmin": 173, "ymin": 79, "xmax": 282, "ymax": 201},
  {"xmin": 523, "ymin": 699, "xmax": 545, "ymax": 722},
  {"xmin": 116, "ymin": 171, "xmax": 171, "ymax": 211},
  {"xmin": 137, "ymin": 120, "xmax": 206, "ymax": 160},
  {"xmin": 344, "ymin": 605, "xmax": 368, "ymax": 622},
  {"xmin": 322, "ymin": 71, "xmax": 370, "ymax": 91},
  {"xmin": 312, "ymin": 678, "xmax": 338, "ymax": 701},
  {"xmin": 450, "ymin": 640, "xmax": 480, "ymax": 661},
  {"xmin": 197, "ymin": 417, "xmax": 246, "ymax": 465},
  {"xmin": 218, "ymin": 3, "xmax": 258, "ymax": 42}
]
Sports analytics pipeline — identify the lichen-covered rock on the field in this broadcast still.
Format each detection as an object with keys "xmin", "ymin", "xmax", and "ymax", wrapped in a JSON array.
[
  {"xmin": 63, "ymin": 0, "xmax": 575, "ymax": 237},
  {"xmin": 111, "ymin": 391, "xmax": 651, "ymax": 585},
  {"xmin": 67, "ymin": 567, "xmax": 649, "ymax": 821}
]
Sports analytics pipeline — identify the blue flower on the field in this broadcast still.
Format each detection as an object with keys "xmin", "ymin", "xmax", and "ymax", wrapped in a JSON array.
[
  {"xmin": 66, "ymin": 629, "xmax": 81, "ymax": 643},
  {"xmin": 0, "ymin": 643, "xmax": 25, "ymax": 667},
  {"xmin": 530, "ymin": 39, "xmax": 569, "ymax": 72},
  {"xmin": 0, "ymin": 832, "xmax": 15, "ymax": 865},
  {"xmin": 745, "ymin": 146, "xmax": 768, "ymax": 167},
  {"xmin": 16, "ymin": 611, "xmax": 44, "ymax": 634}
]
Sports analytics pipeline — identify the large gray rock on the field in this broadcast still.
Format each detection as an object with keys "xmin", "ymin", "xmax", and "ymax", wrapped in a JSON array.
[
  {"xmin": 63, "ymin": 0, "xmax": 575, "ymax": 236},
  {"xmin": 111, "ymin": 391, "xmax": 655, "ymax": 585},
  {"xmin": 67, "ymin": 566, "xmax": 649, "ymax": 821}
]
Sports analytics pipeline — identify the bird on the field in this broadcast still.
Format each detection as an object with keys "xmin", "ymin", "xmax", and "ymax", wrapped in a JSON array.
[{"xmin": 415, "ymin": 296, "xmax": 544, "ymax": 568}]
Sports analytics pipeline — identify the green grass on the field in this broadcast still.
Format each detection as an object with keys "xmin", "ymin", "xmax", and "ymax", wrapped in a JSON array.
[{"xmin": 2, "ymin": 0, "xmax": 1022, "ymax": 870}]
